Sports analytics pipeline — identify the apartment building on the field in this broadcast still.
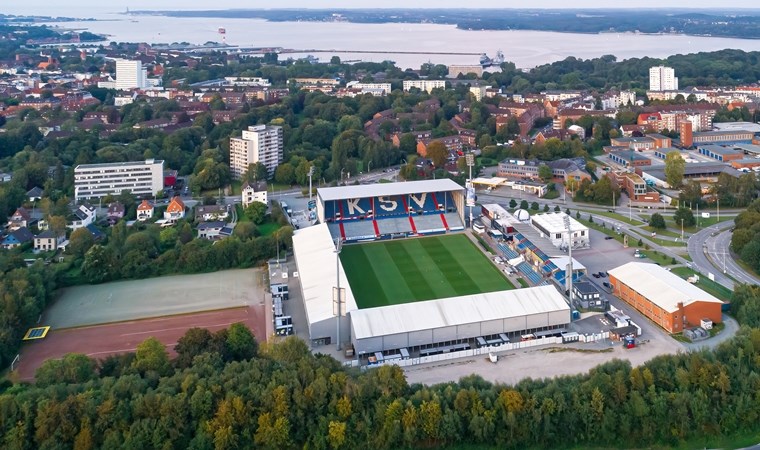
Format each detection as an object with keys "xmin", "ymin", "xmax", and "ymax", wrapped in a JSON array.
[
  {"xmin": 115, "ymin": 59, "xmax": 147, "ymax": 90},
  {"xmin": 649, "ymin": 66, "xmax": 678, "ymax": 91},
  {"xmin": 345, "ymin": 81, "xmax": 392, "ymax": 95},
  {"xmin": 606, "ymin": 171, "xmax": 660, "ymax": 203},
  {"xmin": 229, "ymin": 125, "xmax": 284, "ymax": 179},
  {"xmin": 74, "ymin": 159, "xmax": 164, "ymax": 201},
  {"xmin": 402, "ymin": 79, "xmax": 446, "ymax": 93}
]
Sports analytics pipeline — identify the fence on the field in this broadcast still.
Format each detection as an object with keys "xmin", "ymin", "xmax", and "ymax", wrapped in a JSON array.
[{"xmin": 346, "ymin": 336, "xmax": 566, "ymax": 369}]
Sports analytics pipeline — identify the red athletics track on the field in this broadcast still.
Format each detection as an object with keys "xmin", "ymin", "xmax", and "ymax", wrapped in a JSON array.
[{"xmin": 15, "ymin": 305, "xmax": 267, "ymax": 381}]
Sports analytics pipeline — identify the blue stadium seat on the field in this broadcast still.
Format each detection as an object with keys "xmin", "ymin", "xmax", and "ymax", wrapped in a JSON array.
[
  {"xmin": 337, "ymin": 197, "xmax": 373, "ymax": 221},
  {"xmin": 375, "ymin": 195, "xmax": 407, "ymax": 218},
  {"xmin": 517, "ymin": 262, "xmax": 543, "ymax": 285}
]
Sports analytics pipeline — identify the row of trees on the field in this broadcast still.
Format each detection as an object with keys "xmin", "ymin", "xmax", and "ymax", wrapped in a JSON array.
[
  {"xmin": 4, "ymin": 317, "xmax": 760, "ymax": 449},
  {"xmin": 731, "ymin": 199, "xmax": 760, "ymax": 274}
]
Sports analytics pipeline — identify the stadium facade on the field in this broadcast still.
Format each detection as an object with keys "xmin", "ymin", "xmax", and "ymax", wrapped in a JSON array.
[{"xmin": 292, "ymin": 180, "xmax": 572, "ymax": 360}]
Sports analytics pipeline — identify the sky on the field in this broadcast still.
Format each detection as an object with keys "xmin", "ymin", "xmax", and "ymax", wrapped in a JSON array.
[{"xmin": 3, "ymin": 0, "xmax": 760, "ymax": 14}]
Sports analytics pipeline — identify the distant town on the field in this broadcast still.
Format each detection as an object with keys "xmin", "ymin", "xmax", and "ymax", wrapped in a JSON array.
[{"xmin": 2, "ymin": 16, "xmax": 760, "ymax": 450}]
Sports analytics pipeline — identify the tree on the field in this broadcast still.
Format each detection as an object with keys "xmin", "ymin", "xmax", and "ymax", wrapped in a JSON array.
[
  {"xmin": 537, "ymin": 164, "xmax": 553, "ymax": 182},
  {"xmin": 520, "ymin": 200, "xmax": 529, "ymax": 210},
  {"xmin": 174, "ymin": 327, "xmax": 213, "ymax": 368},
  {"xmin": 82, "ymin": 245, "xmax": 114, "ymax": 283},
  {"xmin": 243, "ymin": 162, "xmax": 269, "ymax": 183},
  {"xmin": 649, "ymin": 213, "xmax": 666, "ymax": 229},
  {"xmin": 530, "ymin": 201, "xmax": 539, "ymax": 211},
  {"xmin": 509, "ymin": 199, "xmax": 517, "ymax": 209},
  {"xmin": 543, "ymin": 204, "xmax": 550, "ymax": 212},
  {"xmin": 673, "ymin": 207, "xmax": 695, "ymax": 228},
  {"xmin": 233, "ymin": 222, "xmax": 258, "ymax": 240},
  {"xmin": 426, "ymin": 141, "xmax": 448, "ymax": 168},
  {"xmin": 47, "ymin": 215, "xmax": 67, "ymax": 237},
  {"xmin": 226, "ymin": 323, "xmax": 258, "ymax": 361},
  {"xmin": 274, "ymin": 163, "xmax": 296, "ymax": 185},
  {"xmin": 132, "ymin": 337, "xmax": 170, "ymax": 375},
  {"xmin": 68, "ymin": 228, "xmax": 95, "ymax": 259},
  {"xmin": 245, "ymin": 201, "xmax": 268, "ymax": 224},
  {"xmin": 664, "ymin": 151, "xmax": 685, "ymax": 188}
]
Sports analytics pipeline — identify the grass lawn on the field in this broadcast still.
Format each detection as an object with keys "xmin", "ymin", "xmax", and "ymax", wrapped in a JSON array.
[
  {"xmin": 671, "ymin": 267, "xmax": 733, "ymax": 302},
  {"xmin": 642, "ymin": 225, "xmax": 681, "ymax": 239},
  {"xmin": 578, "ymin": 209, "xmax": 644, "ymax": 226},
  {"xmin": 640, "ymin": 250, "xmax": 675, "ymax": 266},
  {"xmin": 257, "ymin": 221, "xmax": 280, "ymax": 237},
  {"xmin": 576, "ymin": 217, "xmax": 625, "ymax": 244},
  {"xmin": 341, "ymin": 234, "xmax": 514, "ymax": 309},
  {"xmin": 235, "ymin": 204, "xmax": 250, "ymax": 222},
  {"xmin": 517, "ymin": 278, "xmax": 529, "ymax": 288}
]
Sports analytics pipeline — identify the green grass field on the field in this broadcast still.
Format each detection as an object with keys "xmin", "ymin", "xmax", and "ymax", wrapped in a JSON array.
[{"xmin": 340, "ymin": 234, "xmax": 514, "ymax": 309}]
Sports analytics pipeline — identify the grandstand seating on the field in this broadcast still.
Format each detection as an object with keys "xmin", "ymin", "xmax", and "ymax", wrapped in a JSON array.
[
  {"xmin": 516, "ymin": 262, "xmax": 544, "ymax": 285},
  {"xmin": 324, "ymin": 191, "xmax": 463, "ymax": 240},
  {"xmin": 498, "ymin": 243, "xmax": 519, "ymax": 260}
]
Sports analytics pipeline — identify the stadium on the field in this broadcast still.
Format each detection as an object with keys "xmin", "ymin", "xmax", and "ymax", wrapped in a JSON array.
[{"xmin": 292, "ymin": 179, "xmax": 571, "ymax": 360}]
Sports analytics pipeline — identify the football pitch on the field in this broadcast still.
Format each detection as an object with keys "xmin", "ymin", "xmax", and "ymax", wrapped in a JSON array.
[{"xmin": 340, "ymin": 234, "xmax": 515, "ymax": 309}]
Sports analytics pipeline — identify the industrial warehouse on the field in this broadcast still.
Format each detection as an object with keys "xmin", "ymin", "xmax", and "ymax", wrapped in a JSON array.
[
  {"xmin": 608, "ymin": 262, "xmax": 723, "ymax": 333},
  {"xmin": 292, "ymin": 180, "xmax": 572, "ymax": 360}
]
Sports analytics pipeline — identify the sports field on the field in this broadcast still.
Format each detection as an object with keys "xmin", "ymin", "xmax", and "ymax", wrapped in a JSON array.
[
  {"xmin": 340, "ymin": 234, "xmax": 514, "ymax": 309},
  {"xmin": 44, "ymin": 269, "xmax": 264, "ymax": 329}
]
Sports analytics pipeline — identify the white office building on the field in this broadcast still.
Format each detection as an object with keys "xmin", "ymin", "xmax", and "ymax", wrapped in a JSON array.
[
  {"xmin": 74, "ymin": 159, "xmax": 164, "ymax": 201},
  {"xmin": 345, "ymin": 81, "xmax": 392, "ymax": 95},
  {"xmin": 229, "ymin": 125, "xmax": 284, "ymax": 179},
  {"xmin": 530, "ymin": 212, "xmax": 590, "ymax": 249},
  {"xmin": 403, "ymin": 79, "xmax": 446, "ymax": 93},
  {"xmin": 114, "ymin": 59, "xmax": 147, "ymax": 90},
  {"xmin": 649, "ymin": 66, "xmax": 678, "ymax": 91}
]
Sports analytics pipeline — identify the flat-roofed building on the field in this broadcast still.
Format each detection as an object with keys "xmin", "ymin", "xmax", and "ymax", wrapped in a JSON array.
[
  {"xmin": 609, "ymin": 150, "xmax": 652, "ymax": 167},
  {"xmin": 608, "ymin": 262, "xmax": 723, "ymax": 333},
  {"xmin": 74, "ymin": 159, "xmax": 164, "ymax": 201},
  {"xmin": 607, "ymin": 170, "xmax": 660, "ymax": 203},
  {"xmin": 529, "ymin": 212, "xmax": 590, "ymax": 249},
  {"xmin": 698, "ymin": 144, "xmax": 744, "ymax": 162},
  {"xmin": 403, "ymin": 79, "xmax": 446, "ymax": 93},
  {"xmin": 229, "ymin": 125, "xmax": 284, "ymax": 178},
  {"xmin": 692, "ymin": 130, "xmax": 754, "ymax": 144}
]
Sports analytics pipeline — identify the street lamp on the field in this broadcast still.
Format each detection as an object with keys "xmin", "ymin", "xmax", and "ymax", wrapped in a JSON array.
[
  {"xmin": 367, "ymin": 161, "xmax": 372, "ymax": 174},
  {"xmin": 680, "ymin": 218, "xmax": 684, "ymax": 241},
  {"xmin": 466, "ymin": 153, "xmax": 475, "ymax": 229},
  {"xmin": 564, "ymin": 215, "xmax": 574, "ymax": 305},
  {"xmin": 340, "ymin": 168, "xmax": 345, "ymax": 186}
]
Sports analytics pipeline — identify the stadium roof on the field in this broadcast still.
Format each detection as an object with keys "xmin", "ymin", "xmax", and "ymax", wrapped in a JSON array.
[
  {"xmin": 608, "ymin": 262, "xmax": 723, "ymax": 313},
  {"xmin": 317, "ymin": 179, "xmax": 463, "ymax": 202},
  {"xmin": 292, "ymin": 224, "xmax": 357, "ymax": 325},
  {"xmin": 350, "ymin": 285, "xmax": 570, "ymax": 340}
]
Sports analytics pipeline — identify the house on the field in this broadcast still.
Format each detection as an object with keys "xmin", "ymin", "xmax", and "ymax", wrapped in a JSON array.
[
  {"xmin": 164, "ymin": 196, "xmax": 185, "ymax": 221},
  {"xmin": 107, "ymin": 202, "xmax": 126, "ymax": 225},
  {"xmin": 194, "ymin": 204, "xmax": 229, "ymax": 222},
  {"xmin": 136, "ymin": 199, "xmax": 154, "ymax": 221},
  {"xmin": 34, "ymin": 230, "xmax": 65, "ymax": 252},
  {"xmin": 0, "ymin": 172, "xmax": 12, "ymax": 183},
  {"xmin": 69, "ymin": 204, "xmax": 97, "ymax": 230},
  {"xmin": 197, "ymin": 221, "xmax": 227, "ymax": 240},
  {"xmin": 2, "ymin": 227, "xmax": 33, "ymax": 249},
  {"xmin": 7, "ymin": 207, "xmax": 32, "ymax": 231},
  {"xmin": 85, "ymin": 224, "xmax": 105, "ymax": 241},
  {"xmin": 572, "ymin": 281, "xmax": 607, "ymax": 310},
  {"xmin": 26, "ymin": 186, "xmax": 43, "ymax": 202},
  {"xmin": 242, "ymin": 181, "xmax": 268, "ymax": 207}
]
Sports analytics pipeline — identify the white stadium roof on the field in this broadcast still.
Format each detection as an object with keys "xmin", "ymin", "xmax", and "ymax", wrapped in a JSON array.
[
  {"xmin": 608, "ymin": 262, "xmax": 723, "ymax": 313},
  {"xmin": 350, "ymin": 285, "xmax": 570, "ymax": 340},
  {"xmin": 292, "ymin": 224, "xmax": 358, "ymax": 324},
  {"xmin": 318, "ymin": 179, "xmax": 463, "ymax": 202}
]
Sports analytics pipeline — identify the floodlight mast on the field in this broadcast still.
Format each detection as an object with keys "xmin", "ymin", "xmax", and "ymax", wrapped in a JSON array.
[
  {"xmin": 335, "ymin": 237, "xmax": 343, "ymax": 351},
  {"xmin": 564, "ymin": 215, "xmax": 574, "ymax": 305},
  {"xmin": 466, "ymin": 153, "xmax": 475, "ymax": 229}
]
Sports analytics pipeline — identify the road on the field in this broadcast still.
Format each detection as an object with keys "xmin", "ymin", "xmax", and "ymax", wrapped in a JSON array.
[
  {"xmin": 688, "ymin": 220, "xmax": 760, "ymax": 289},
  {"xmin": 687, "ymin": 221, "xmax": 737, "ymax": 290}
]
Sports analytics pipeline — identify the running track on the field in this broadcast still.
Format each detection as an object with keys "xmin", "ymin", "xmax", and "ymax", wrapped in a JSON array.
[{"xmin": 16, "ymin": 306, "xmax": 267, "ymax": 381}]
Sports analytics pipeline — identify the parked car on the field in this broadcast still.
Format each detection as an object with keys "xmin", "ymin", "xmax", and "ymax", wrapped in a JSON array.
[
  {"xmin": 598, "ymin": 272, "xmax": 607, "ymax": 278},
  {"xmin": 592, "ymin": 273, "xmax": 601, "ymax": 278},
  {"xmin": 604, "ymin": 236, "xmax": 614, "ymax": 240},
  {"xmin": 603, "ymin": 282, "xmax": 611, "ymax": 289}
]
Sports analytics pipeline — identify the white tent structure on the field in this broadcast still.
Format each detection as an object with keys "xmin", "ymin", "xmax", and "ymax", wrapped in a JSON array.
[
  {"xmin": 292, "ymin": 223, "xmax": 357, "ymax": 345},
  {"xmin": 349, "ymin": 285, "xmax": 570, "ymax": 355}
]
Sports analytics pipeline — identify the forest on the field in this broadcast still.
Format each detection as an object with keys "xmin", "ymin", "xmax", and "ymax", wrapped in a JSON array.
[
  {"xmin": 730, "ymin": 199, "xmax": 760, "ymax": 276},
  {"xmin": 2, "ymin": 304, "xmax": 760, "ymax": 449}
]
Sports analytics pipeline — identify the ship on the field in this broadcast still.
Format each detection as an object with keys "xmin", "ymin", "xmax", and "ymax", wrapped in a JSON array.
[
  {"xmin": 480, "ymin": 50, "xmax": 505, "ymax": 68},
  {"xmin": 218, "ymin": 27, "xmax": 226, "ymax": 35}
]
